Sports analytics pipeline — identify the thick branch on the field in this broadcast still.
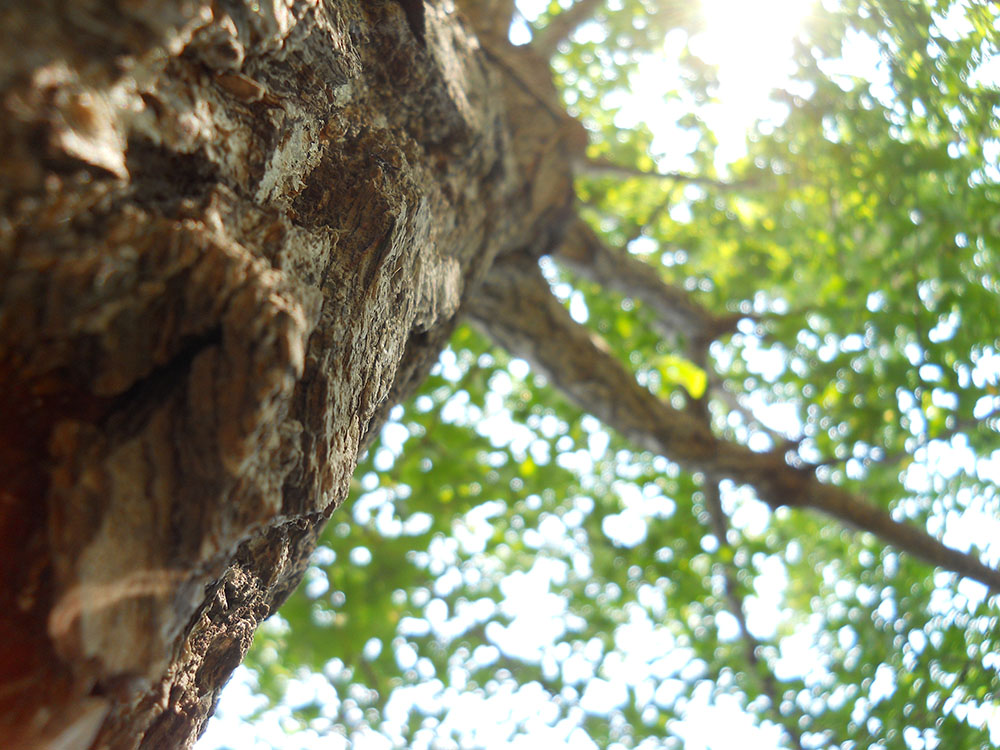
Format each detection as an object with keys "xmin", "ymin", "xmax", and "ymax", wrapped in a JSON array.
[
  {"xmin": 532, "ymin": 0, "xmax": 606, "ymax": 58},
  {"xmin": 551, "ymin": 218, "xmax": 741, "ymax": 349},
  {"xmin": 467, "ymin": 252, "xmax": 1000, "ymax": 592},
  {"xmin": 457, "ymin": 0, "xmax": 519, "ymax": 41}
]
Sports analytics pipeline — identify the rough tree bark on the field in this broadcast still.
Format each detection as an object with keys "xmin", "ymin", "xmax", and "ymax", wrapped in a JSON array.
[
  {"xmin": 3, "ymin": 1, "xmax": 998, "ymax": 749},
  {"xmin": 0, "ymin": 1, "xmax": 577, "ymax": 747}
]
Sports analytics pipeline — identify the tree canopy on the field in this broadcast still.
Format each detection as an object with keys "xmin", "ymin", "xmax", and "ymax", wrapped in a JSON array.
[{"xmin": 205, "ymin": 1, "xmax": 1000, "ymax": 748}]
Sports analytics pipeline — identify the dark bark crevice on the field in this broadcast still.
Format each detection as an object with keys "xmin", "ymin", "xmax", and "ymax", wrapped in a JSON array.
[
  {"xmin": 125, "ymin": 139, "xmax": 222, "ymax": 212},
  {"xmin": 101, "ymin": 327, "xmax": 222, "ymax": 442},
  {"xmin": 393, "ymin": 0, "xmax": 427, "ymax": 45}
]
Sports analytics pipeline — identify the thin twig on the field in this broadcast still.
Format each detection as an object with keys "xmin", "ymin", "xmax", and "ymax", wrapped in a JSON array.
[
  {"xmin": 623, "ymin": 192, "xmax": 678, "ymax": 246},
  {"xmin": 575, "ymin": 155, "xmax": 756, "ymax": 191},
  {"xmin": 532, "ymin": 0, "xmax": 606, "ymax": 58},
  {"xmin": 707, "ymin": 375, "xmax": 798, "ymax": 452},
  {"xmin": 701, "ymin": 477, "xmax": 808, "ymax": 750},
  {"xmin": 551, "ymin": 218, "xmax": 742, "ymax": 354}
]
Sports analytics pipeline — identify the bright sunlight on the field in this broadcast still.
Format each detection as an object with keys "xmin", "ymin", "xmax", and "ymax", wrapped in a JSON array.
[
  {"xmin": 620, "ymin": 0, "xmax": 815, "ymax": 171},
  {"xmin": 695, "ymin": 0, "xmax": 813, "ymax": 87},
  {"xmin": 692, "ymin": 0, "xmax": 814, "ymax": 160}
]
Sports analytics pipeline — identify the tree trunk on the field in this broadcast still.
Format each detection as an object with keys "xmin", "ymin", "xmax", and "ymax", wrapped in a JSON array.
[{"xmin": 0, "ymin": 1, "xmax": 576, "ymax": 747}]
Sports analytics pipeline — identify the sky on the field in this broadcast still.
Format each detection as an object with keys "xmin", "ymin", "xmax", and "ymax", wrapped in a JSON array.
[{"xmin": 197, "ymin": 1, "xmax": 1000, "ymax": 748}]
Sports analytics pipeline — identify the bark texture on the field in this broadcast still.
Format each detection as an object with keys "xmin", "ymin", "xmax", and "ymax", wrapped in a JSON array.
[{"xmin": 0, "ymin": 1, "xmax": 578, "ymax": 747}]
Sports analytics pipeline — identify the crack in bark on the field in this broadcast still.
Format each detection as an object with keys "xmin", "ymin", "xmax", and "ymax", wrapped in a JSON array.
[
  {"xmin": 102, "ymin": 328, "xmax": 222, "ymax": 442},
  {"xmin": 392, "ymin": 0, "xmax": 426, "ymax": 45},
  {"xmin": 125, "ymin": 139, "xmax": 222, "ymax": 213}
]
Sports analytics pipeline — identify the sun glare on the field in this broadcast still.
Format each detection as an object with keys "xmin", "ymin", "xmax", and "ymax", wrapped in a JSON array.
[
  {"xmin": 696, "ymin": 0, "xmax": 812, "ymax": 81},
  {"xmin": 693, "ymin": 0, "xmax": 814, "ymax": 158},
  {"xmin": 625, "ymin": 0, "xmax": 815, "ymax": 170}
]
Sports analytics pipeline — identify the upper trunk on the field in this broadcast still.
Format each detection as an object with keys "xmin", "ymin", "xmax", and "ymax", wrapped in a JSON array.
[{"xmin": 0, "ymin": 2, "xmax": 577, "ymax": 747}]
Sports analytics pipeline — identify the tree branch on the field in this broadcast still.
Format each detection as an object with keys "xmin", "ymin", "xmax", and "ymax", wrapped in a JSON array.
[
  {"xmin": 532, "ymin": 0, "xmax": 606, "ymax": 59},
  {"xmin": 551, "ymin": 218, "xmax": 742, "ymax": 351},
  {"xmin": 575, "ymin": 155, "xmax": 755, "ymax": 191},
  {"xmin": 457, "ymin": 0, "xmax": 519, "ymax": 42},
  {"xmin": 688, "ymin": 357, "xmax": 809, "ymax": 750},
  {"xmin": 468, "ymin": 252, "xmax": 1000, "ymax": 592},
  {"xmin": 702, "ymin": 477, "xmax": 807, "ymax": 750}
]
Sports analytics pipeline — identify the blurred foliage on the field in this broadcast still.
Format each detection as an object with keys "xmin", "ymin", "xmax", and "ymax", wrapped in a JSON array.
[{"xmin": 236, "ymin": 1, "xmax": 1000, "ymax": 748}]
